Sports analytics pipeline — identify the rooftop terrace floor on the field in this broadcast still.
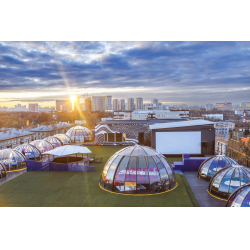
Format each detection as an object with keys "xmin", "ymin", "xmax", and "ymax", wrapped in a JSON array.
[
  {"xmin": 0, "ymin": 146, "xmax": 199, "ymax": 207},
  {"xmin": 183, "ymin": 172, "xmax": 226, "ymax": 207}
]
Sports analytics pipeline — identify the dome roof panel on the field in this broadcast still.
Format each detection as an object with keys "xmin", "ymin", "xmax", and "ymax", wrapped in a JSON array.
[
  {"xmin": 208, "ymin": 165, "xmax": 250, "ymax": 200},
  {"xmin": 0, "ymin": 149, "xmax": 26, "ymax": 172},
  {"xmin": 226, "ymin": 184, "xmax": 250, "ymax": 207},
  {"xmin": 66, "ymin": 126, "xmax": 92, "ymax": 143},
  {"xmin": 198, "ymin": 155, "xmax": 238, "ymax": 181},
  {"xmin": 100, "ymin": 145, "xmax": 176, "ymax": 194}
]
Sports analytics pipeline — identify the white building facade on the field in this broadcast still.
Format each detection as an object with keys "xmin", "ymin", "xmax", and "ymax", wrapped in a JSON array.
[
  {"xmin": 203, "ymin": 114, "xmax": 223, "ymax": 121},
  {"xmin": 113, "ymin": 110, "xmax": 189, "ymax": 120}
]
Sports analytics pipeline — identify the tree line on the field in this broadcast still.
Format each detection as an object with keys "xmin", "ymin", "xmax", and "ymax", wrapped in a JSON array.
[{"xmin": 0, "ymin": 111, "xmax": 112, "ymax": 130}]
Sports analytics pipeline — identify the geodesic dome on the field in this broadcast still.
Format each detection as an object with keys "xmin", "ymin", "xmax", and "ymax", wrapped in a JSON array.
[
  {"xmin": 54, "ymin": 134, "xmax": 71, "ymax": 145},
  {"xmin": 226, "ymin": 183, "xmax": 250, "ymax": 207},
  {"xmin": 208, "ymin": 165, "xmax": 250, "ymax": 200},
  {"xmin": 100, "ymin": 145, "xmax": 176, "ymax": 194},
  {"xmin": 15, "ymin": 144, "xmax": 42, "ymax": 160},
  {"xmin": 198, "ymin": 155, "xmax": 238, "ymax": 181},
  {"xmin": 0, "ymin": 149, "xmax": 26, "ymax": 171},
  {"xmin": 30, "ymin": 140, "xmax": 53, "ymax": 153},
  {"xmin": 66, "ymin": 126, "xmax": 92, "ymax": 143},
  {"xmin": 0, "ymin": 161, "xmax": 7, "ymax": 179},
  {"xmin": 44, "ymin": 136, "xmax": 63, "ymax": 148}
]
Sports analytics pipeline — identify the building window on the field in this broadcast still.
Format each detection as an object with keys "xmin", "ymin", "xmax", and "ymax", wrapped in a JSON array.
[{"xmin": 116, "ymin": 133, "xmax": 122, "ymax": 142}]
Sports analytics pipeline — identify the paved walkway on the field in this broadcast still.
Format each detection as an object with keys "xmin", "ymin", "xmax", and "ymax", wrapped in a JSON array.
[
  {"xmin": 184, "ymin": 172, "xmax": 226, "ymax": 207},
  {"xmin": 0, "ymin": 169, "xmax": 27, "ymax": 186}
]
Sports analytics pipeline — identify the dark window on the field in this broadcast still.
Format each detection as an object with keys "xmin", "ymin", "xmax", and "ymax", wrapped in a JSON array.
[
  {"xmin": 116, "ymin": 133, "xmax": 122, "ymax": 142},
  {"xmin": 104, "ymin": 133, "xmax": 107, "ymax": 141},
  {"xmin": 108, "ymin": 133, "xmax": 115, "ymax": 142}
]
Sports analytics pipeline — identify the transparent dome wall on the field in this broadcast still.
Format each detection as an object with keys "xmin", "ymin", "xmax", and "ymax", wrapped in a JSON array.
[
  {"xmin": 198, "ymin": 155, "xmax": 238, "ymax": 181},
  {"xmin": 0, "ymin": 149, "xmax": 26, "ymax": 171},
  {"xmin": 208, "ymin": 165, "xmax": 250, "ymax": 200},
  {"xmin": 226, "ymin": 184, "xmax": 250, "ymax": 207},
  {"xmin": 15, "ymin": 144, "xmax": 41, "ymax": 160},
  {"xmin": 0, "ymin": 161, "xmax": 7, "ymax": 179},
  {"xmin": 54, "ymin": 134, "xmax": 71, "ymax": 145},
  {"xmin": 100, "ymin": 146, "xmax": 176, "ymax": 194},
  {"xmin": 30, "ymin": 140, "xmax": 53, "ymax": 153},
  {"xmin": 66, "ymin": 126, "xmax": 92, "ymax": 143},
  {"xmin": 44, "ymin": 136, "xmax": 63, "ymax": 148}
]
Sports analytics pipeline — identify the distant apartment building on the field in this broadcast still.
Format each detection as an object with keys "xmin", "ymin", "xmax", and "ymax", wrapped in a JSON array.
[
  {"xmin": 202, "ymin": 114, "xmax": 223, "ymax": 121},
  {"xmin": 216, "ymin": 122, "xmax": 235, "ymax": 130},
  {"xmin": 215, "ymin": 102, "xmax": 232, "ymax": 109},
  {"xmin": 214, "ymin": 123, "xmax": 232, "ymax": 138},
  {"xmin": 55, "ymin": 100, "xmax": 71, "ymax": 111},
  {"xmin": 135, "ymin": 97, "xmax": 143, "ymax": 110},
  {"xmin": 127, "ymin": 98, "xmax": 135, "ymax": 111},
  {"xmin": 144, "ymin": 103, "xmax": 153, "ymax": 110},
  {"xmin": 0, "ymin": 106, "xmax": 8, "ymax": 111},
  {"xmin": 241, "ymin": 102, "xmax": 247, "ymax": 107},
  {"xmin": 28, "ymin": 103, "xmax": 39, "ymax": 112},
  {"xmin": 246, "ymin": 102, "xmax": 250, "ymax": 108},
  {"xmin": 61, "ymin": 104, "xmax": 72, "ymax": 111},
  {"xmin": 74, "ymin": 96, "xmax": 80, "ymax": 110},
  {"xmin": 104, "ymin": 96, "xmax": 112, "ymax": 110},
  {"xmin": 206, "ymin": 103, "xmax": 215, "ymax": 111},
  {"xmin": 152, "ymin": 98, "xmax": 158, "ymax": 108},
  {"xmin": 90, "ymin": 96, "xmax": 112, "ymax": 111},
  {"xmin": 91, "ymin": 96, "xmax": 106, "ymax": 111},
  {"xmin": 113, "ymin": 99, "xmax": 119, "ymax": 111},
  {"xmin": 82, "ymin": 97, "xmax": 91, "ymax": 111},
  {"xmin": 119, "ymin": 99, "xmax": 125, "ymax": 111},
  {"xmin": 113, "ymin": 110, "xmax": 189, "ymax": 120},
  {"xmin": 215, "ymin": 138, "xmax": 228, "ymax": 155}
]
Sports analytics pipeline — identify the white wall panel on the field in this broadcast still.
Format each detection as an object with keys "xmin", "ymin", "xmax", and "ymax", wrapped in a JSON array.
[{"xmin": 156, "ymin": 132, "xmax": 201, "ymax": 154}]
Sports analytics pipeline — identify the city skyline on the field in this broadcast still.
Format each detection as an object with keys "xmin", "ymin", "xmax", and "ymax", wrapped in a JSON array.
[{"xmin": 1, "ymin": 41, "xmax": 250, "ymax": 108}]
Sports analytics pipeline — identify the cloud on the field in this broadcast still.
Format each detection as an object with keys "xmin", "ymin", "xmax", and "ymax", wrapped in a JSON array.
[{"xmin": 0, "ymin": 41, "xmax": 250, "ymax": 105}]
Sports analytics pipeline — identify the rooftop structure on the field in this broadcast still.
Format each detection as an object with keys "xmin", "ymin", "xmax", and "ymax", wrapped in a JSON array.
[
  {"xmin": 53, "ymin": 134, "xmax": 71, "ymax": 145},
  {"xmin": 197, "ymin": 155, "xmax": 238, "ymax": 181},
  {"xmin": 30, "ymin": 140, "xmax": 53, "ymax": 153},
  {"xmin": 0, "ymin": 149, "xmax": 26, "ymax": 171},
  {"xmin": 113, "ymin": 110, "xmax": 189, "ymax": 120},
  {"xmin": 0, "ymin": 128, "xmax": 35, "ymax": 142},
  {"xmin": 208, "ymin": 165, "xmax": 250, "ymax": 200},
  {"xmin": 100, "ymin": 145, "xmax": 176, "ymax": 194},
  {"xmin": 15, "ymin": 144, "xmax": 42, "ymax": 161},
  {"xmin": 44, "ymin": 136, "xmax": 63, "ymax": 148},
  {"xmin": 66, "ymin": 126, "xmax": 92, "ymax": 143},
  {"xmin": 226, "ymin": 183, "xmax": 250, "ymax": 207}
]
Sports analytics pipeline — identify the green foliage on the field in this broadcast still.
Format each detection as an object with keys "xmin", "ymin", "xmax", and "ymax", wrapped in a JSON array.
[{"xmin": 0, "ymin": 111, "xmax": 112, "ymax": 129}]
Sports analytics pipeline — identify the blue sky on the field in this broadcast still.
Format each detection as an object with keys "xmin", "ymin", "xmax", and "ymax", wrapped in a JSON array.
[{"xmin": 0, "ymin": 41, "xmax": 250, "ymax": 107}]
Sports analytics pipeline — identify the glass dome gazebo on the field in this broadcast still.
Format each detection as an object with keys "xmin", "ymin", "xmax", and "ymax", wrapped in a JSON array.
[
  {"xmin": 0, "ymin": 161, "xmax": 7, "ymax": 179},
  {"xmin": 66, "ymin": 126, "xmax": 93, "ymax": 143},
  {"xmin": 53, "ymin": 134, "xmax": 71, "ymax": 145},
  {"xmin": 100, "ymin": 145, "xmax": 176, "ymax": 194},
  {"xmin": 29, "ymin": 140, "xmax": 53, "ymax": 153},
  {"xmin": 208, "ymin": 165, "xmax": 250, "ymax": 200},
  {"xmin": 197, "ymin": 155, "xmax": 238, "ymax": 181},
  {"xmin": 0, "ymin": 149, "xmax": 26, "ymax": 171},
  {"xmin": 15, "ymin": 144, "xmax": 42, "ymax": 161},
  {"xmin": 226, "ymin": 183, "xmax": 250, "ymax": 207},
  {"xmin": 44, "ymin": 136, "xmax": 63, "ymax": 148}
]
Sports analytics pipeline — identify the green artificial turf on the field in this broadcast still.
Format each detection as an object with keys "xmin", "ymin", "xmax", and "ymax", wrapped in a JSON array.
[{"xmin": 0, "ymin": 146, "xmax": 198, "ymax": 207}]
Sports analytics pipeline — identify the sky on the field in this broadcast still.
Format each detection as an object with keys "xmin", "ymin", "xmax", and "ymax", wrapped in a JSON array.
[{"xmin": 0, "ymin": 41, "xmax": 250, "ymax": 108}]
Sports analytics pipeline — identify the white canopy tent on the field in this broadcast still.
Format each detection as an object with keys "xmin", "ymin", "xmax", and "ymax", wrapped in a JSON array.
[{"xmin": 42, "ymin": 145, "xmax": 92, "ymax": 156}]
